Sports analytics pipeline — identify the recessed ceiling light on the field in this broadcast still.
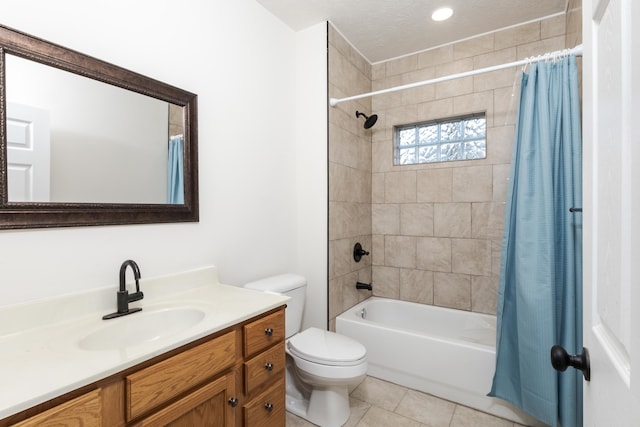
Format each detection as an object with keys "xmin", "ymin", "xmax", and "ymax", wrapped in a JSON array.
[{"xmin": 432, "ymin": 7, "xmax": 454, "ymax": 22}]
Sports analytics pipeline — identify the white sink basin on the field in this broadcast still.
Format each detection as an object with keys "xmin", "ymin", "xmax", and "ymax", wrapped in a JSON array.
[{"xmin": 79, "ymin": 307, "xmax": 205, "ymax": 351}]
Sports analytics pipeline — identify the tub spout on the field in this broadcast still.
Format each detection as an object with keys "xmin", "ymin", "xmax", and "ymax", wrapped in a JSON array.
[{"xmin": 356, "ymin": 282, "xmax": 373, "ymax": 291}]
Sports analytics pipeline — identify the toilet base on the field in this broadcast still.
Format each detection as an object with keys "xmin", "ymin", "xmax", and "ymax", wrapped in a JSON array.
[
  {"xmin": 286, "ymin": 385, "xmax": 350, "ymax": 427},
  {"xmin": 285, "ymin": 358, "xmax": 352, "ymax": 427}
]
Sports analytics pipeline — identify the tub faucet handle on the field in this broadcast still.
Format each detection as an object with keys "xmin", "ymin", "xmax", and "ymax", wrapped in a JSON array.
[{"xmin": 353, "ymin": 242, "xmax": 370, "ymax": 262}]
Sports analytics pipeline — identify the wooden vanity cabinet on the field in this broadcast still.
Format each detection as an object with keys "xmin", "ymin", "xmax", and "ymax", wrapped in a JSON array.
[{"xmin": 2, "ymin": 306, "xmax": 286, "ymax": 427}]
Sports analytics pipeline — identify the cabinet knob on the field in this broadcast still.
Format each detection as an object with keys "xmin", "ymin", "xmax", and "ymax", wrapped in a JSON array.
[
  {"xmin": 264, "ymin": 328, "xmax": 273, "ymax": 336},
  {"xmin": 265, "ymin": 362, "xmax": 274, "ymax": 371},
  {"xmin": 228, "ymin": 397, "xmax": 238, "ymax": 407},
  {"xmin": 264, "ymin": 403, "xmax": 274, "ymax": 412}
]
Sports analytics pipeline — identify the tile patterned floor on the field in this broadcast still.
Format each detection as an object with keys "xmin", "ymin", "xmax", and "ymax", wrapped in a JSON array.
[{"xmin": 286, "ymin": 376, "xmax": 530, "ymax": 427}]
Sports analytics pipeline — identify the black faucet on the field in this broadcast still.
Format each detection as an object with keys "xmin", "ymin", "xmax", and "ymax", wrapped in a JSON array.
[{"xmin": 103, "ymin": 260, "xmax": 144, "ymax": 319}]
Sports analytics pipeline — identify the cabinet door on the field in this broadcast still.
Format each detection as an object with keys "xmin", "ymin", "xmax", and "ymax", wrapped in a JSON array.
[
  {"xmin": 13, "ymin": 389, "xmax": 102, "ymax": 427},
  {"xmin": 133, "ymin": 372, "xmax": 236, "ymax": 427},
  {"xmin": 127, "ymin": 331, "xmax": 237, "ymax": 420}
]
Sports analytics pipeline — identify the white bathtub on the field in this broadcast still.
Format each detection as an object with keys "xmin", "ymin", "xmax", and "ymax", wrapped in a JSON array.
[{"xmin": 336, "ymin": 297, "xmax": 545, "ymax": 426}]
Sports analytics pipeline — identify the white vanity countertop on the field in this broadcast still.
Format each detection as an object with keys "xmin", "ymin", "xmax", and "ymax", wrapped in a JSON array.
[{"xmin": 0, "ymin": 266, "xmax": 290, "ymax": 420}]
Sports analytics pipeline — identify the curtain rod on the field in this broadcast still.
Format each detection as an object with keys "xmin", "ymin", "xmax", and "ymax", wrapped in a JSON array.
[{"xmin": 329, "ymin": 44, "xmax": 583, "ymax": 107}]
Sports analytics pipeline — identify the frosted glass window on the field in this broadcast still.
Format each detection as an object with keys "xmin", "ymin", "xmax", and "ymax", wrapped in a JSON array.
[{"xmin": 395, "ymin": 114, "xmax": 486, "ymax": 165}]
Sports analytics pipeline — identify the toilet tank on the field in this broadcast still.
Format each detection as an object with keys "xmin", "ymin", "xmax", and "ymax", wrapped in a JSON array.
[{"xmin": 244, "ymin": 274, "xmax": 307, "ymax": 339}]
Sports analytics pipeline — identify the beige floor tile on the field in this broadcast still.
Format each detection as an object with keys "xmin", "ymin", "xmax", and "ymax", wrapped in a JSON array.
[
  {"xmin": 356, "ymin": 406, "xmax": 422, "ymax": 427},
  {"xmin": 350, "ymin": 376, "xmax": 409, "ymax": 412},
  {"xmin": 449, "ymin": 405, "xmax": 514, "ymax": 427},
  {"xmin": 395, "ymin": 389, "xmax": 456, "ymax": 427}
]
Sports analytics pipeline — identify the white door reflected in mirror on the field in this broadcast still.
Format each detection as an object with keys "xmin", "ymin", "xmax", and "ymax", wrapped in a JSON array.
[{"xmin": 7, "ymin": 102, "xmax": 50, "ymax": 202}]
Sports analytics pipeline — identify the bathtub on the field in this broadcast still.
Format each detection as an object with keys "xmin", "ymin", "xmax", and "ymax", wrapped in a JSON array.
[{"xmin": 336, "ymin": 297, "xmax": 544, "ymax": 426}]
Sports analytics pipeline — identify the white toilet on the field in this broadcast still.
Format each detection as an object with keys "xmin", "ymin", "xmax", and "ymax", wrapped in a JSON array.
[{"xmin": 244, "ymin": 274, "xmax": 367, "ymax": 427}]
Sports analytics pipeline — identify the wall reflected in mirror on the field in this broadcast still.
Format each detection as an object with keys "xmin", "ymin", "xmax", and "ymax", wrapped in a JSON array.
[{"xmin": 5, "ymin": 54, "xmax": 185, "ymax": 204}]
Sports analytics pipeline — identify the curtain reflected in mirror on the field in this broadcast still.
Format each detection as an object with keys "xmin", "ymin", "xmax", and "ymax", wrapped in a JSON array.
[{"xmin": 167, "ymin": 135, "xmax": 184, "ymax": 204}]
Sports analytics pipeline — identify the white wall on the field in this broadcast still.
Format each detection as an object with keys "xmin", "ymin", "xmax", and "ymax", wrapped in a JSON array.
[
  {"xmin": 0, "ymin": 0, "xmax": 327, "ymax": 321},
  {"xmin": 295, "ymin": 22, "xmax": 329, "ymax": 329}
]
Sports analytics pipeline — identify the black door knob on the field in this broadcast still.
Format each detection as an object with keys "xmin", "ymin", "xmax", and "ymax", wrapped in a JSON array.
[{"xmin": 550, "ymin": 345, "xmax": 591, "ymax": 381}]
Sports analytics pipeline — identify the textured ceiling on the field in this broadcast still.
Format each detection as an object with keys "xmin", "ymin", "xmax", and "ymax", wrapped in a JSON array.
[{"xmin": 256, "ymin": 0, "xmax": 568, "ymax": 63}]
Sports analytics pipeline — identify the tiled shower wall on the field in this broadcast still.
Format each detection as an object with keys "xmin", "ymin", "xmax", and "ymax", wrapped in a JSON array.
[
  {"xmin": 328, "ymin": 11, "xmax": 578, "ymax": 326},
  {"xmin": 368, "ymin": 14, "xmax": 571, "ymax": 315},
  {"xmin": 566, "ymin": 0, "xmax": 582, "ymax": 49},
  {"xmin": 328, "ymin": 24, "xmax": 373, "ymax": 329}
]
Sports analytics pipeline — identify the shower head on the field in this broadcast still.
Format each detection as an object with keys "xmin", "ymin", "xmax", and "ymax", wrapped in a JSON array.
[{"xmin": 356, "ymin": 111, "xmax": 378, "ymax": 129}]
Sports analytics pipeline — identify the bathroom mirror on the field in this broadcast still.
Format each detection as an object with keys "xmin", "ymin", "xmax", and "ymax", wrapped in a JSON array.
[{"xmin": 0, "ymin": 24, "xmax": 198, "ymax": 229}]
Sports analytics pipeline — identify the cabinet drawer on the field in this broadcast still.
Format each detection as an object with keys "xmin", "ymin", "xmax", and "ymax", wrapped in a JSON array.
[
  {"xmin": 243, "ymin": 377, "xmax": 285, "ymax": 427},
  {"xmin": 243, "ymin": 310, "xmax": 284, "ymax": 358},
  {"xmin": 244, "ymin": 341, "xmax": 285, "ymax": 394},
  {"xmin": 127, "ymin": 330, "xmax": 237, "ymax": 421},
  {"xmin": 14, "ymin": 389, "xmax": 101, "ymax": 427}
]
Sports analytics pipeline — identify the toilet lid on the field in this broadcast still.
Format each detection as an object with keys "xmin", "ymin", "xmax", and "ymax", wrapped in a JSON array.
[{"xmin": 287, "ymin": 327, "xmax": 366, "ymax": 366}]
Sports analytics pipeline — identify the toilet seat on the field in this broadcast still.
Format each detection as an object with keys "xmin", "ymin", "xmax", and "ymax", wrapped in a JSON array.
[{"xmin": 287, "ymin": 327, "xmax": 367, "ymax": 366}]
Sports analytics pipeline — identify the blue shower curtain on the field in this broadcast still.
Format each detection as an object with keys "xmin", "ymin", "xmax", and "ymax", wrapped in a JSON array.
[
  {"xmin": 168, "ymin": 135, "xmax": 184, "ymax": 204},
  {"xmin": 488, "ymin": 56, "xmax": 582, "ymax": 427}
]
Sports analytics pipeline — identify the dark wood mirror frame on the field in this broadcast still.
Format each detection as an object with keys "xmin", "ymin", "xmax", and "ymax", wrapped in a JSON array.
[{"xmin": 0, "ymin": 25, "xmax": 198, "ymax": 229}]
